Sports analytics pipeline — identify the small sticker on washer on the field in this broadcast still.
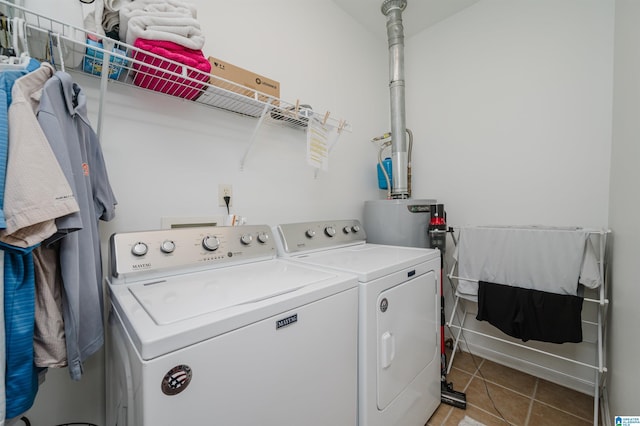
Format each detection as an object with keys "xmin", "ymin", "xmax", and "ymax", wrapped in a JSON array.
[
  {"xmin": 276, "ymin": 314, "xmax": 297, "ymax": 329},
  {"xmin": 161, "ymin": 365, "xmax": 192, "ymax": 396},
  {"xmin": 380, "ymin": 298, "xmax": 388, "ymax": 312}
]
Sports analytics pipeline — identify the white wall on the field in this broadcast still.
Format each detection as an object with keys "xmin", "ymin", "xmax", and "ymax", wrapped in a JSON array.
[
  {"xmin": 608, "ymin": 0, "xmax": 640, "ymax": 416},
  {"xmin": 404, "ymin": 0, "xmax": 614, "ymax": 395},
  {"xmin": 19, "ymin": 1, "xmax": 388, "ymax": 424},
  {"xmin": 96, "ymin": 0, "xmax": 389, "ymax": 234},
  {"xmin": 406, "ymin": 0, "xmax": 613, "ymax": 228}
]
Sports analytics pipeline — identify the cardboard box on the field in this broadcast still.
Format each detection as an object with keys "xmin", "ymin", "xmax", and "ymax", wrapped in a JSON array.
[{"xmin": 207, "ymin": 56, "xmax": 280, "ymax": 102}]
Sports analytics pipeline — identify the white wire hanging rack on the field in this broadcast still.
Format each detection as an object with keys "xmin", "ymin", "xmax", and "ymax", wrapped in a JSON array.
[
  {"xmin": 445, "ymin": 227, "xmax": 610, "ymax": 426},
  {"xmin": 0, "ymin": 0, "xmax": 350, "ymax": 167}
]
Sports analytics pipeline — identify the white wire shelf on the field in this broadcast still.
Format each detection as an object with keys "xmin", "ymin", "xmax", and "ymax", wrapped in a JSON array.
[{"xmin": 0, "ymin": 0, "xmax": 350, "ymax": 140}]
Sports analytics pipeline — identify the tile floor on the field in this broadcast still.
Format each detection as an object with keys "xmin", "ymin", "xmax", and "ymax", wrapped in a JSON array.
[{"xmin": 427, "ymin": 350, "xmax": 599, "ymax": 426}]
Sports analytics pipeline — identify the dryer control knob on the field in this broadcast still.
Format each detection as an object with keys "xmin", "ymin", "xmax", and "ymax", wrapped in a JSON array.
[
  {"xmin": 343, "ymin": 226, "xmax": 351, "ymax": 234},
  {"xmin": 257, "ymin": 232, "xmax": 270, "ymax": 244},
  {"xmin": 161, "ymin": 240, "xmax": 176, "ymax": 254},
  {"xmin": 131, "ymin": 242, "xmax": 148, "ymax": 257},
  {"xmin": 351, "ymin": 225, "xmax": 361, "ymax": 233},
  {"xmin": 240, "ymin": 234, "xmax": 253, "ymax": 245},
  {"xmin": 202, "ymin": 235, "xmax": 220, "ymax": 251},
  {"xmin": 325, "ymin": 226, "xmax": 336, "ymax": 237},
  {"xmin": 305, "ymin": 229, "xmax": 316, "ymax": 238}
]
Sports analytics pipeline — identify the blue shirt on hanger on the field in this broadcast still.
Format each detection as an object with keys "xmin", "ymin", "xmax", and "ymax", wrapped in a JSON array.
[{"xmin": 0, "ymin": 57, "xmax": 42, "ymax": 422}]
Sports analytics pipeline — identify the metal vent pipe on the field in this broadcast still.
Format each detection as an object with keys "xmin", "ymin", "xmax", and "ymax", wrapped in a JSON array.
[{"xmin": 381, "ymin": 0, "xmax": 409, "ymax": 198}]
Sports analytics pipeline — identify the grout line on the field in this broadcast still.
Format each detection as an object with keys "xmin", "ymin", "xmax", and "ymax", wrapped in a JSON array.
[
  {"xmin": 451, "ymin": 365, "xmax": 536, "ymax": 401},
  {"xmin": 450, "ymin": 355, "xmax": 596, "ymax": 425},
  {"xmin": 439, "ymin": 405, "xmax": 453, "ymax": 426},
  {"xmin": 476, "ymin": 357, "xmax": 486, "ymax": 373},
  {"xmin": 465, "ymin": 402, "xmax": 514, "ymax": 425},
  {"xmin": 524, "ymin": 378, "xmax": 539, "ymax": 426},
  {"xmin": 457, "ymin": 370, "xmax": 594, "ymax": 426},
  {"xmin": 532, "ymin": 399, "xmax": 595, "ymax": 424},
  {"xmin": 467, "ymin": 358, "xmax": 517, "ymax": 425}
]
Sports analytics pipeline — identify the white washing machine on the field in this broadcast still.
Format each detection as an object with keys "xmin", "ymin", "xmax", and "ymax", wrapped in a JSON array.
[
  {"xmin": 106, "ymin": 225, "xmax": 358, "ymax": 426},
  {"xmin": 274, "ymin": 219, "xmax": 441, "ymax": 426}
]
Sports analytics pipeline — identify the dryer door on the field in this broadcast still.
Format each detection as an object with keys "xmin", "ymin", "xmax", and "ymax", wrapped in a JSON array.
[{"xmin": 376, "ymin": 270, "xmax": 437, "ymax": 410}]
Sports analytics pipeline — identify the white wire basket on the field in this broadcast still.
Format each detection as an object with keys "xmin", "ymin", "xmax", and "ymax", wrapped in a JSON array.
[{"xmin": 0, "ymin": 0, "xmax": 345, "ymax": 131}]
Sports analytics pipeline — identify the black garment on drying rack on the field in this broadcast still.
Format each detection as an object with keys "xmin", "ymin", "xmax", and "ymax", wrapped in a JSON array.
[{"xmin": 476, "ymin": 281, "xmax": 584, "ymax": 344}]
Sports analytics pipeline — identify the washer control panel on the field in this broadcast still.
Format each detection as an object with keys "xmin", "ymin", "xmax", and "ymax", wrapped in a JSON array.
[
  {"xmin": 109, "ymin": 225, "xmax": 276, "ymax": 279},
  {"xmin": 275, "ymin": 219, "xmax": 367, "ymax": 255}
]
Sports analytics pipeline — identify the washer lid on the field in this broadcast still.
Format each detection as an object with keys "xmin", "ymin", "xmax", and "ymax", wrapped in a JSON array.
[
  {"xmin": 129, "ymin": 260, "xmax": 340, "ymax": 325},
  {"xmin": 292, "ymin": 244, "xmax": 440, "ymax": 281},
  {"xmin": 109, "ymin": 259, "xmax": 358, "ymax": 360}
]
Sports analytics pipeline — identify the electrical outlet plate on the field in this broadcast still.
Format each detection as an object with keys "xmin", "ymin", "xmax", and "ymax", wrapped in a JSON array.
[{"xmin": 218, "ymin": 184, "xmax": 233, "ymax": 207}]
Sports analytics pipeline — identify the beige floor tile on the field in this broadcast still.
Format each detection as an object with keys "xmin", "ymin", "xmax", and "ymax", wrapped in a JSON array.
[
  {"xmin": 528, "ymin": 401, "xmax": 592, "ymax": 426},
  {"xmin": 449, "ymin": 350, "xmax": 483, "ymax": 375},
  {"xmin": 535, "ymin": 379, "xmax": 594, "ymax": 422},
  {"xmin": 439, "ymin": 406, "xmax": 466, "ymax": 426},
  {"xmin": 426, "ymin": 403, "xmax": 452, "ymax": 426},
  {"xmin": 443, "ymin": 405, "xmax": 512, "ymax": 426},
  {"xmin": 478, "ymin": 359, "xmax": 537, "ymax": 397},
  {"xmin": 446, "ymin": 367, "xmax": 474, "ymax": 392},
  {"xmin": 427, "ymin": 355, "xmax": 598, "ymax": 425},
  {"xmin": 465, "ymin": 377, "xmax": 531, "ymax": 426}
]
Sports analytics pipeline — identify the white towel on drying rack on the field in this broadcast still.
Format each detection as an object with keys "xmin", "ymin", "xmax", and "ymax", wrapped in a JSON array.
[{"xmin": 453, "ymin": 226, "xmax": 602, "ymax": 301}]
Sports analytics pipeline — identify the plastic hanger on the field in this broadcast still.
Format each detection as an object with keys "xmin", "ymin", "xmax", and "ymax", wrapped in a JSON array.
[
  {"xmin": 0, "ymin": 17, "xmax": 30, "ymax": 71},
  {"xmin": 0, "ymin": 53, "xmax": 30, "ymax": 70},
  {"xmin": 0, "ymin": 15, "xmax": 15, "ymax": 57},
  {"xmin": 12, "ymin": 17, "xmax": 29, "ymax": 58}
]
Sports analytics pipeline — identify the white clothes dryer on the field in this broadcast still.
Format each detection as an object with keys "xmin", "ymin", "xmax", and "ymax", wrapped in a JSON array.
[
  {"xmin": 106, "ymin": 225, "xmax": 358, "ymax": 426},
  {"xmin": 274, "ymin": 219, "xmax": 441, "ymax": 426}
]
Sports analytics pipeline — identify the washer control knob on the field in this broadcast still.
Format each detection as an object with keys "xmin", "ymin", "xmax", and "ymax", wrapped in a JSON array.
[
  {"xmin": 240, "ymin": 234, "xmax": 253, "ymax": 245},
  {"xmin": 325, "ymin": 226, "xmax": 336, "ymax": 237},
  {"xmin": 343, "ymin": 226, "xmax": 351, "ymax": 234},
  {"xmin": 257, "ymin": 232, "xmax": 270, "ymax": 244},
  {"xmin": 351, "ymin": 225, "xmax": 361, "ymax": 233},
  {"xmin": 160, "ymin": 240, "xmax": 176, "ymax": 254},
  {"xmin": 131, "ymin": 242, "xmax": 148, "ymax": 257},
  {"xmin": 202, "ymin": 235, "xmax": 220, "ymax": 251},
  {"xmin": 305, "ymin": 229, "xmax": 316, "ymax": 238}
]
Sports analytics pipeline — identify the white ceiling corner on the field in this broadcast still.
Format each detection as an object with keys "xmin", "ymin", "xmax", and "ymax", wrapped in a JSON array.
[{"xmin": 332, "ymin": 0, "xmax": 480, "ymax": 39}]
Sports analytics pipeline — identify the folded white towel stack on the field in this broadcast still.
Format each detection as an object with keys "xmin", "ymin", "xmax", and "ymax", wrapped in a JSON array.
[
  {"xmin": 84, "ymin": 0, "xmax": 203, "ymax": 51},
  {"xmin": 119, "ymin": 0, "xmax": 203, "ymax": 49}
]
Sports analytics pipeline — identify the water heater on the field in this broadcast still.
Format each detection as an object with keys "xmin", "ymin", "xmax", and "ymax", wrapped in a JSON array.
[{"xmin": 363, "ymin": 199, "xmax": 436, "ymax": 248}]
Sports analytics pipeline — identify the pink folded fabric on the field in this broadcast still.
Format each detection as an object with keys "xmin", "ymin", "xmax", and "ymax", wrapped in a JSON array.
[{"xmin": 132, "ymin": 38, "xmax": 211, "ymax": 100}]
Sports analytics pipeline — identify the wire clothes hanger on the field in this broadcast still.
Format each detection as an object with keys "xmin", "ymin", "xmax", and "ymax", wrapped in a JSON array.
[{"xmin": 45, "ymin": 30, "xmax": 66, "ymax": 72}]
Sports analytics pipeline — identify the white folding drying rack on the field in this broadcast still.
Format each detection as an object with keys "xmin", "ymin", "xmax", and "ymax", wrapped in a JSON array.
[
  {"xmin": 445, "ymin": 227, "xmax": 610, "ymax": 426},
  {"xmin": 0, "ymin": 0, "xmax": 350, "ymax": 169}
]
